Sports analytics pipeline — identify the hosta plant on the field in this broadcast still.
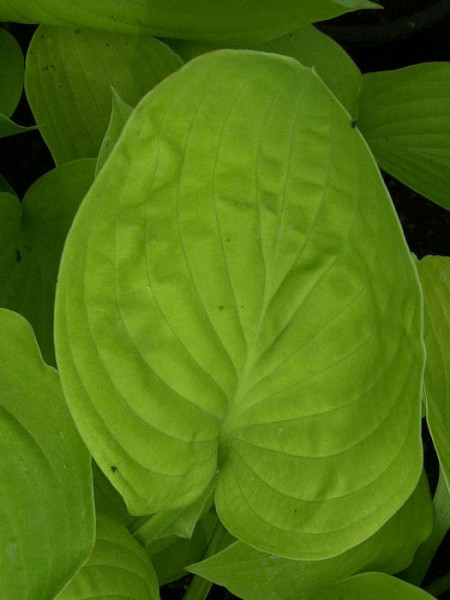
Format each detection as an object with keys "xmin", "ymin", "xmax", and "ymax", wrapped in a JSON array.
[{"xmin": 0, "ymin": 2, "xmax": 449, "ymax": 599}]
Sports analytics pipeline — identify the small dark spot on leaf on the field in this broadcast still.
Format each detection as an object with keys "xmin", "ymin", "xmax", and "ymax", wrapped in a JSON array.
[
  {"xmin": 74, "ymin": 29, "xmax": 81, "ymax": 34},
  {"xmin": 110, "ymin": 465, "xmax": 117, "ymax": 473},
  {"xmin": 40, "ymin": 34, "xmax": 44, "ymax": 39},
  {"xmin": 42, "ymin": 65, "xmax": 49, "ymax": 71},
  {"xmin": 294, "ymin": 509, "xmax": 298, "ymax": 513},
  {"xmin": 240, "ymin": 305, "xmax": 244, "ymax": 308},
  {"xmin": 218, "ymin": 305, "xmax": 224, "ymax": 311},
  {"xmin": 105, "ymin": 43, "xmax": 110, "ymax": 46},
  {"xmin": 351, "ymin": 120, "xmax": 357, "ymax": 128},
  {"xmin": 226, "ymin": 238, "xmax": 231, "ymax": 242},
  {"xmin": 15, "ymin": 248, "xmax": 22, "ymax": 263}
]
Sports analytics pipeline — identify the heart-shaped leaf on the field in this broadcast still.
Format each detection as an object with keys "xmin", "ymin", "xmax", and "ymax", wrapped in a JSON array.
[
  {"xmin": 0, "ymin": 309, "xmax": 94, "ymax": 599},
  {"xmin": 25, "ymin": 26, "xmax": 182, "ymax": 164},
  {"xmin": 0, "ymin": 0, "xmax": 378, "ymax": 44},
  {"xmin": 0, "ymin": 159, "xmax": 95, "ymax": 365},
  {"xmin": 55, "ymin": 50, "xmax": 424, "ymax": 560}
]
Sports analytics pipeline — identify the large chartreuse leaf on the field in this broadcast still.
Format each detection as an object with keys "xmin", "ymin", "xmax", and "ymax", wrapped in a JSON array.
[
  {"xmin": 55, "ymin": 50, "xmax": 424, "ymax": 560},
  {"xmin": 188, "ymin": 475, "xmax": 432, "ymax": 600},
  {"xmin": 416, "ymin": 256, "xmax": 450, "ymax": 488},
  {"xmin": 0, "ymin": 309, "xmax": 94, "ymax": 600},
  {"xmin": 0, "ymin": 159, "xmax": 95, "ymax": 365},
  {"xmin": 0, "ymin": 0, "xmax": 378, "ymax": 44},
  {"xmin": 358, "ymin": 63, "xmax": 450, "ymax": 211},
  {"xmin": 56, "ymin": 513, "xmax": 159, "ymax": 600},
  {"xmin": 308, "ymin": 572, "xmax": 435, "ymax": 599},
  {"xmin": 25, "ymin": 25, "xmax": 182, "ymax": 165},
  {"xmin": 167, "ymin": 25, "xmax": 361, "ymax": 116}
]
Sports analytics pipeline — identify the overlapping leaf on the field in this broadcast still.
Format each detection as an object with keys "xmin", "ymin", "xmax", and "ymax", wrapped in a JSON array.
[
  {"xmin": 56, "ymin": 513, "xmax": 159, "ymax": 600},
  {"xmin": 0, "ymin": 27, "xmax": 35, "ymax": 137},
  {"xmin": 0, "ymin": 309, "xmax": 94, "ymax": 600},
  {"xmin": 358, "ymin": 63, "xmax": 450, "ymax": 210},
  {"xmin": 146, "ymin": 511, "xmax": 220, "ymax": 585},
  {"xmin": 96, "ymin": 89, "xmax": 133, "ymax": 176},
  {"xmin": 0, "ymin": 0, "xmax": 378, "ymax": 44},
  {"xmin": 0, "ymin": 159, "xmax": 95, "ymax": 365},
  {"xmin": 92, "ymin": 460, "xmax": 134, "ymax": 527},
  {"xmin": 188, "ymin": 475, "xmax": 433, "ymax": 600},
  {"xmin": 416, "ymin": 255, "xmax": 450, "ymax": 488},
  {"xmin": 167, "ymin": 24, "xmax": 361, "ymax": 116},
  {"xmin": 308, "ymin": 572, "xmax": 436, "ymax": 599},
  {"xmin": 25, "ymin": 26, "xmax": 182, "ymax": 164},
  {"xmin": 55, "ymin": 50, "xmax": 424, "ymax": 560},
  {"xmin": 0, "ymin": 28, "xmax": 24, "ymax": 116}
]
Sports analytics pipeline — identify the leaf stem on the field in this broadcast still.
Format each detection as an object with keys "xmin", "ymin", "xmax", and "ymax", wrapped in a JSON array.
[
  {"xmin": 132, "ymin": 510, "xmax": 178, "ymax": 546},
  {"xmin": 401, "ymin": 469, "xmax": 450, "ymax": 586},
  {"xmin": 183, "ymin": 515, "xmax": 231, "ymax": 600}
]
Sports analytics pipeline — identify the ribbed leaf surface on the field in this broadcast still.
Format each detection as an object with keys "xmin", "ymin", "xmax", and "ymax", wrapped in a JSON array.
[
  {"xmin": 25, "ymin": 26, "xmax": 182, "ymax": 164},
  {"xmin": 57, "ymin": 513, "xmax": 159, "ymax": 600},
  {"xmin": 358, "ymin": 63, "xmax": 450, "ymax": 210},
  {"xmin": 55, "ymin": 50, "xmax": 425, "ymax": 560},
  {"xmin": 188, "ymin": 475, "xmax": 433, "ymax": 600}
]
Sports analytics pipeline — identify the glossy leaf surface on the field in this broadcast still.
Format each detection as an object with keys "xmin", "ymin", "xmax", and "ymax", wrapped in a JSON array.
[
  {"xmin": 189, "ymin": 475, "xmax": 433, "ymax": 600},
  {"xmin": 57, "ymin": 513, "xmax": 159, "ymax": 600},
  {"xmin": 358, "ymin": 63, "xmax": 450, "ymax": 210},
  {"xmin": 0, "ymin": 0, "xmax": 377, "ymax": 44},
  {"xmin": 55, "ymin": 50, "xmax": 424, "ymax": 560},
  {"xmin": 0, "ymin": 159, "xmax": 95, "ymax": 365},
  {"xmin": 25, "ymin": 26, "xmax": 182, "ymax": 164},
  {"xmin": 417, "ymin": 255, "xmax": 450, "ymax": 489},
  {"xmin": 0, "ymin": 309, "xmax": 94, "ymax": 600}
]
